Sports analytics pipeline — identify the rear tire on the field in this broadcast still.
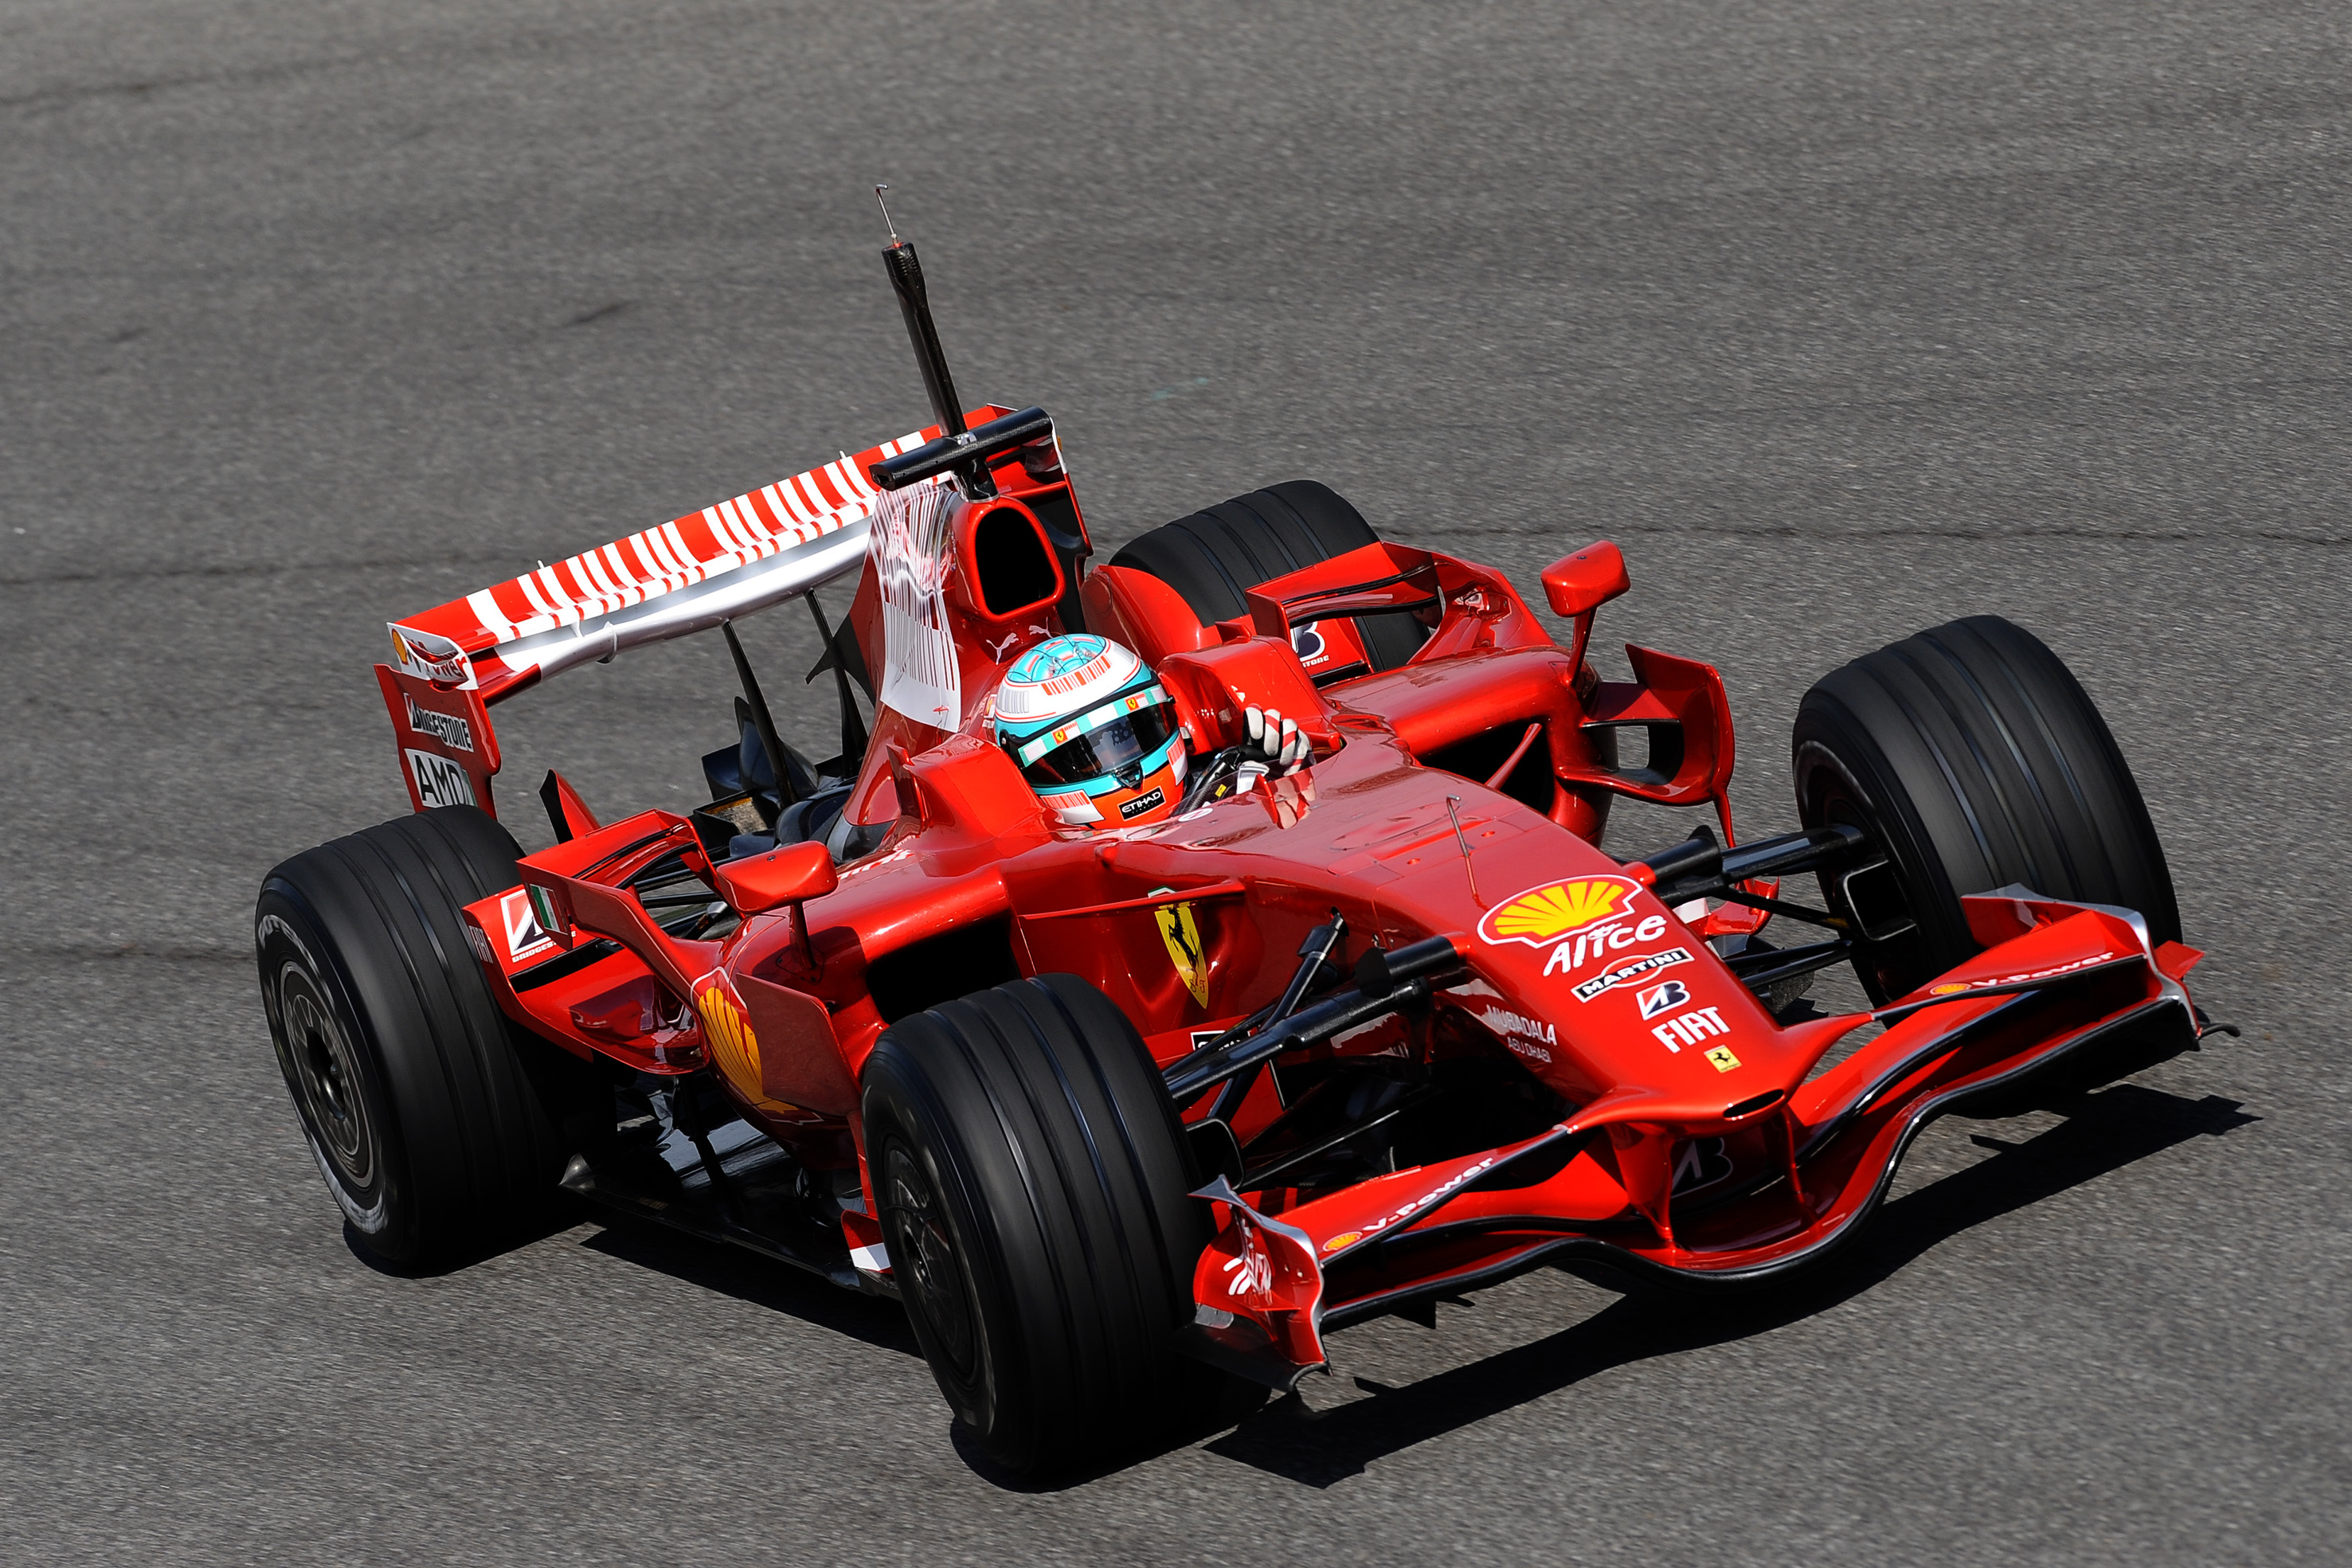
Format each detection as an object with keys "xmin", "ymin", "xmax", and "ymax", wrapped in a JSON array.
[
  {"xmin": 255, "ymin": 805, "xmax": 604, "ymax": 1265},
  {"xmin": 1792, "ymin": 616, "xmax": 2180, "ymax": 1003},
  {"xmin": 1109, "ymin": 479, "xmax": 1427, "ymax": 671},
  {"xmin": 860, "ymin": 974, "xmax": 1215, "ymax": 1476}
]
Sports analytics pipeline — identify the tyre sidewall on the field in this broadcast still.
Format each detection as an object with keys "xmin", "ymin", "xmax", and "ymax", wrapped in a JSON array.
[
  {"xmin": 1792, "ymin": 712, "xmax": 1975, "ymax": 1002},
  {"xmin": 1793, "ymin": 616, "xmax": 2182, "ymax": 1002},
  {"xmin": 859, "ymin": 976, "xmax": 1211, "ymax": 1474},
  {"xmin": 862, "ymin": 1042, "xmax": 1035, "ymax": 1454},
  {"xmin": 256, "ymin": 878, "xmax": 423, "ymax": 1259}
]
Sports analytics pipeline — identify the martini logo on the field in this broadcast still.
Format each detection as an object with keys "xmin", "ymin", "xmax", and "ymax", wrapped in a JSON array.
[
  {"xmin": 1479, "ymin": 876, "xmax": 1640, "ymax": 949},
  {"xmin": 1571, "ymin": 946, "xmax": 1693, "ymax": 1003},
  {"xmin": 1156, "ymin": 901, "xmax": 1211, "ymax": 1007},
  {"xmin": 697, "ymin": 980, "xmax": 761, "ymax": 1096}
]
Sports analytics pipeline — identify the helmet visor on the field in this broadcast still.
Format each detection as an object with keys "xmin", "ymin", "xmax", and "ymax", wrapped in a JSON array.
[{"xmin": 1016, "ymin": 698, "xmax": 1179, "ymax": 789}]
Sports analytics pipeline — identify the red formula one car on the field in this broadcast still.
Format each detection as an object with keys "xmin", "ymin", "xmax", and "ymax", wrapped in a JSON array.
[{"xmin": 256, "ymin": 233, "xmax": 2211, "ymax": 1475}]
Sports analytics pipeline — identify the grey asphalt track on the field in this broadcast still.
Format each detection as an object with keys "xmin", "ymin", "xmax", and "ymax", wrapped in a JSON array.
[{"xmin": 4, "ymin": 2, "xmax": 2348, "ymax": 1562}]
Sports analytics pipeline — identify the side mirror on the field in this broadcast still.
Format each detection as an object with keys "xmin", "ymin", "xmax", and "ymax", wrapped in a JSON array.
[
  {"xmin": 1540, "ymin": 541, "xmax": 1630, "ymax": 618},
  {"xmin": 710, "ymin": 839, "xmax": 839, "ymax": 916}
]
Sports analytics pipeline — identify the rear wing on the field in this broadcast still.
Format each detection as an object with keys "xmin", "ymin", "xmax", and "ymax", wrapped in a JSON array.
[
  {"xmin": 373, "ymin": 410, "xmax": 1013, "ymax": 817},
  {"xmin": 382, "ymin": 410, "xmax": 1015, "ymax": 703}
]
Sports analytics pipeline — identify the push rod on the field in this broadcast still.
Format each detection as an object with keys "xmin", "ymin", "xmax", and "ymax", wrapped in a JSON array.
[
  {"xmin": 1164, "ymin": 936, "xmax": 1461, "ymax": 1102},
  {"xmin": 1646, "ymin": 823, "xmax": 1867, "ymax": 908}
]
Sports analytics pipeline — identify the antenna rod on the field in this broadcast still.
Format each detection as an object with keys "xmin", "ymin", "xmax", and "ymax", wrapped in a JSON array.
[
  {"xmin": 882, "ymin": 236, "xmax": 965, "ymax": 440},
  {"xmin": 875, "ymin": 187, "xmax": 994, "ymax": 499}
]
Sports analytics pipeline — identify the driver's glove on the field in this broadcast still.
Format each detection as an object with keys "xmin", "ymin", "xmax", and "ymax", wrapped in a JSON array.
[{"xmin": 1242, "ymin": 706, "xmax": 1311, "ymax": 775}]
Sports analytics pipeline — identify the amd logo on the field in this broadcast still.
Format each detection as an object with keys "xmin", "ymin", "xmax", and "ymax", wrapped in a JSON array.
[{"xmin": 406, "ymin": 749, "xmax": 476, "ymax": 811}]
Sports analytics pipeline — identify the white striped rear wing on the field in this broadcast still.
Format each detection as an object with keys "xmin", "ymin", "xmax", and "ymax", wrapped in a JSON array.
[{"xmin": 384, "ymin": 409, "xmax": 1011, "ymax": 702}]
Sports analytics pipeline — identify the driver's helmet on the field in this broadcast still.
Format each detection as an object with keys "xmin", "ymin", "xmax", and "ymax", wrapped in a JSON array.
[{"xmin": 994, "ymin": 633, "xmax": 1187, "ymax": 828}]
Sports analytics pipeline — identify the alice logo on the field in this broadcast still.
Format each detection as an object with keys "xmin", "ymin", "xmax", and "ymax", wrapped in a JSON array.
[{"xmin": 1477, "ymin": 876, "xmax": 1638, "ymax": 948}]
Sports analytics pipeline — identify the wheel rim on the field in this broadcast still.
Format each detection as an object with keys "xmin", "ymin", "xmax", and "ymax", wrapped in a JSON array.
[
  {"xmin": 882, "ymin": 1143, "xmax": 978, "ymax": 1383},
  {"xmin": 274, "ymin": 961, "xmax": 377, "ymax": 1191}
]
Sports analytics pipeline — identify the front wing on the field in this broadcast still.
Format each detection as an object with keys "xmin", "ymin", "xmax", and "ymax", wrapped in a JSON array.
[{"xmin": 1182, "ymin": 889, "xmax": 2205, "ymax": 1390}]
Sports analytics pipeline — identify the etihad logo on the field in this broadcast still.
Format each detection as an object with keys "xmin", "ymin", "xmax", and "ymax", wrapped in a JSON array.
[{"xmin": 1478, "ymin": 876, "xmax": 1639, "ymax": 949}]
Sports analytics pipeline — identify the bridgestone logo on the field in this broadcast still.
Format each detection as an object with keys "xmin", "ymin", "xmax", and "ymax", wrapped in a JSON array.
[
  {"xmin": 404, "ymin": 695, "xmax": 475, "ymax": 753},
  {"xmin": 1571, "ymin": 947, "xmax": 1693, "ymax": 1003}
]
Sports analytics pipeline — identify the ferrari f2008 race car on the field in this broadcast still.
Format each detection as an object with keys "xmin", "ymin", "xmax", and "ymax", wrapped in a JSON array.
[{"xmin": 256, "ymin": 228, "xmax": 2212, "ymax": 1476}]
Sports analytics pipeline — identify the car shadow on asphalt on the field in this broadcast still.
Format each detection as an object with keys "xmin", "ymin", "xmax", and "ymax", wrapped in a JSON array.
[
  {"xmin": 1200, "ymin": 1084, "xmax": 2257, "ymax": 1488},
  {"xmin": 575, "ymin": 1212, "xmax": 923, "ymax": 1357},
  {"xmin": 342, "ymin": 1202, "xmax": 592, "ymax": 1279},
  {"xmin": 341, "ymin": 1202, "xmax": 923, "ymax": 1357}
]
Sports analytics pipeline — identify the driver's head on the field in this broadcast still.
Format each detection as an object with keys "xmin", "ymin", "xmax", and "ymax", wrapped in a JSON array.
[{"xmin": 995, "ymin": 634, "xmax": 1186, "ymax": 829}]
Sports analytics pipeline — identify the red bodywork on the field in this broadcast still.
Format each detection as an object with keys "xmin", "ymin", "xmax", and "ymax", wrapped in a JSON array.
[{"xmin": 379, "ymin": 428, "xmax": 2202, "ymax": 1386}]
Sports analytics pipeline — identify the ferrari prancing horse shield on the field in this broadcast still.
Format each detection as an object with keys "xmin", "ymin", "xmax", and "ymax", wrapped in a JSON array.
[{"xmin": 1155, "ymin": 901, "xmax": 1211, "ymax": 1008}]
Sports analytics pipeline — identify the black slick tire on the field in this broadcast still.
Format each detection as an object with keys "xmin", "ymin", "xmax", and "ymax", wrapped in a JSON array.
[
  {"xmin": 860, "ymin": 973, "xmax": 1214, "ymax": 1476},
  {"xmin": 1109, "ymin": 479, "xmax": 1427, "ymax": 671},
  {"xmin": 1792, "ymin": 615, "xmax": 2181, "ymax": 1003},
  {"xmin": 254, "ymin": 804, "xmax": 604, "ymax": 1265}
]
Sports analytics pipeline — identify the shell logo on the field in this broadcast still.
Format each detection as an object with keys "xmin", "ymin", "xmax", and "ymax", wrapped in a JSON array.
[
  {"xmin": 697, "ymin": 981, "xmax": 761, "ymax": 1096},
  {"xmin": 1477, "ymin": 875, "xmax": 1640, "ymax": 948}
]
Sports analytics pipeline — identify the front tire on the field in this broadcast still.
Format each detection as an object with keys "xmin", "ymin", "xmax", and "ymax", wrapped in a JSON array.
[
  {"xmin": 255, "ymin": 805, "xmax": 603, "ymax": 1265},
  {"xmin": 1792, "ymin": 616, "xmax": 2181, "ymax": 1002},
  {"xmin": 861, "ymin": 974, "xmax": 1213, "ymax": 1476}
]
